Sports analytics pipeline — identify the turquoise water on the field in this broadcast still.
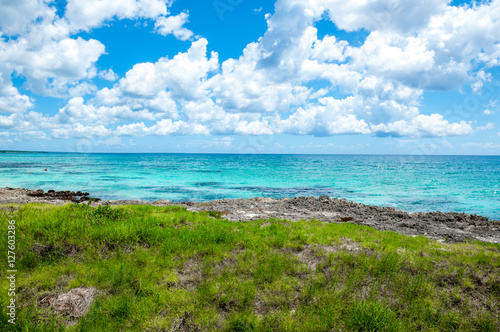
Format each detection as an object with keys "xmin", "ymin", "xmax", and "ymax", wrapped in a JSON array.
[{"xmin": 0, "ymin": 153, "xmax": 499, "ymax": 219}]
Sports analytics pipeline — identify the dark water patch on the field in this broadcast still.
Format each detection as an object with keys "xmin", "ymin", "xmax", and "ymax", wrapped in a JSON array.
[
  {"xmin": 140, "ymin": 186, "xmax": 200, "ymax": 196},
  {"xmin": 171, "ymin": 193, "xmax": 228, "ymax": 202},
  {"xmin": 84, "ymin": 171, "xmax": 110, "ymax": 174},
  {"xmin": 0, "ymin": 162, "xmax": 44, "ymax": 168},
  {"xmin": 392, "ymin": 196, "xmax": 465, "ymax": 215},
  {"xmin": 99, "ymin": 178, "xmax": 119, "ymax": 182},
  {"xmin": 230, "ymin": 185, "xmax": 345, "ymax": 198},
  {"xmin": 192, "ymin": 169, "xmax": 223, "ymax": 173},
  {"xmin": 191, "ymin": 182, "xmax": 224, "ymax": 188},
  {"xmin": 138, "ymin": 185, "xmax": 228, "ymax": 202},
  {"xmin": 396, "ymin": 196, "xmax": 461, "ymax": 206},
  {"xmin": 27, "ymin": 182, "xmax": 64, "ymax": 189},
  {"xmin": 227, "ymin": 185, "xmax": 376, "ymax": 201},
  {"xmin": 97, "ymin": 175, "xmax": 145, "ymax": 181},
  {"xmin": 146, "ymin": 165, "xmax": 181, "ymax": 170}
]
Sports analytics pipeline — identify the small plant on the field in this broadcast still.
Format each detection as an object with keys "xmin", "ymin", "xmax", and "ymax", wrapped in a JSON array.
[
  {"xmin": 227, "ymin": 313, "xmax": 258, "ymax": 332},
  {"xmin": 92, "ymin": 204, "xmax": 120, "ymax": 221},
  {"xmin": 207, "ymin": 210, "xmax": 222, "ymax": 219},
  {"xmin": 346, "ymin": 300, "xmax": 400, "ymax": 332}
]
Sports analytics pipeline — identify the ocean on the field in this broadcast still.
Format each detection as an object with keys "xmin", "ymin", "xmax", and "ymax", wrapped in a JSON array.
[{"xmin": 1, "ymin": 153, "xmax": 499, "ymax": 220}]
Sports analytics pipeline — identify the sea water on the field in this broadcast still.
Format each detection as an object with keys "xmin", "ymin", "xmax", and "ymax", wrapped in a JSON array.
[{"xmin": 0, "ymin": 153, "xmax": 499, "ymax": 220}]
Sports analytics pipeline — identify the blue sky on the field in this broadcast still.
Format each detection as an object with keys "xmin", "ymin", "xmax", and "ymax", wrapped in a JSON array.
[{"xmin": 0, "ymin": 0, "xmax": 499, "ymax": 154}]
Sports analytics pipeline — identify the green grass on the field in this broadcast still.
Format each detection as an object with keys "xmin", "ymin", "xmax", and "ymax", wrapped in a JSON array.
[{"xmin": 1, "ymin": 203, "xmax": 499, "ymax": 331}]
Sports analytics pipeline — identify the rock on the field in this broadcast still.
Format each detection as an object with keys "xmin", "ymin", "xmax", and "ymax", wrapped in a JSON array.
[
  {"xmin": 24, "ymin": 188, "xmax": 100, "ymax": 203},
  {"xmin": 2, "ymin": 188, "xmax": 499, "ymax": 243},
  {"xmin": 153, "ymin": 199, "xmax": 171, "ymax": 205}
]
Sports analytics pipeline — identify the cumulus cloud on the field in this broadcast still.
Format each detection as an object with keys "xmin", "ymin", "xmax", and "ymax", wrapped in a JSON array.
[
  {"xmin": 52, "ymin": 123, "xmax": 111, "ymax": 138},
  {"xmin": 2, "ymin": 0, "xmax": 499, "ymax": 143},
  {"xmin": 0, "ymin": 3, "xmax": 105, "ymax": 97},
  {"xmin": 154, "ymin": 12, "xmax": 194, "ymax": 41},
  {"xmin": 46, "ymin": 0, "xmax": 488, "ymax": 139},
  {"xmin": 68, "ymin": 82, "xmax": 98, "ymax": 97},
  {"xmin": 117, "ymin": 38, "xmax": 218, "ymax": 100},
  {"xmin": 324, "ymin": 0, "xmax": 449, "ymax": 33},
  {"xmin": 0, "ymin": 71, "xmax": 34, "ymax": 114},
  {"xmin": 65, "ymin": 0, "xmax": 168, "ymax": 31},
  {"xmin": 11, "ymin": 37, "xmax": 105, "ymax": 96},
  {"xmin": 277, "ymin": 97, "xmax": 371, "ymax": 136},
  {"xmin": 371, "ymin": 114, "xmax": 473, "ymax": 138},
  {"xmin": 98, "ymin": 69, "xmax": 119, "ymax": 81},
  {"xmin": 0, "ymin": 0, "xmax": 53, "ymax": 35},
  {"xmin": 0, "ymin": 0, "xmax": 186, "ymax": 100},
  {"xmin": 114, "ymin": 119, "xmax": 209, "ymax": 136},
  {"xmin": 56, "ymin": 96, "xmax": 160, "ymax": 125},
  {"xmin": 0, "ymin": 114, "xmax": 16, "ymax": 128}
]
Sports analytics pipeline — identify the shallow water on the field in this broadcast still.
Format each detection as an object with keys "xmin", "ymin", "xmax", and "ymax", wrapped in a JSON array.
[{"xmin": 1, "ymin": 153, "xmax": 499, "ymax": 219}]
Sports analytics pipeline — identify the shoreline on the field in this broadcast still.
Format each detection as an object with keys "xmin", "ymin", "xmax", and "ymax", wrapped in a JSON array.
[{"xmin": 1, "ymin": 187, "xmax": 499, "ymax": 244}]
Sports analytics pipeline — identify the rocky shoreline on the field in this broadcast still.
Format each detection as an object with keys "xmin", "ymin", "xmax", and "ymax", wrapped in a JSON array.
[{"xmin": 1, "ymin": 187, "xmax": 499, "ymax": 244}]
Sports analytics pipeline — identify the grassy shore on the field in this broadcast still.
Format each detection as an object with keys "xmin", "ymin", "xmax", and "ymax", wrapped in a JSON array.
[{"xmin": 1, "ymin": 203, "xmax": 499, "ymax": 331}]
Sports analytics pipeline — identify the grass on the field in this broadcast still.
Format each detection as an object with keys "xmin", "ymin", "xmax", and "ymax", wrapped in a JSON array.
[{"xmin": 0, "ymin": 203, "xmax": 499, "ymax": 331}]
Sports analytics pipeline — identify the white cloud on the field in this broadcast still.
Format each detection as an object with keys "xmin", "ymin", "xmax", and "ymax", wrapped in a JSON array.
[
  {"xmin": 464, "ymin": 142, "xmax": 500, "ymax": 149},
  {"xmin": 153, "ymin": 119, "xmax": 209, "ymax": 135},
  {"xmin": 114, "ymin": 122, "xmax": 150, "ymax": 136},
  {"xmin": 95, "ymin": 136, "xmax": 122, "ymax": 146},
  {"xmin": 44, "ymin": 1, "xmax": 482, "ymax": 140},
  {"xmin": 154, "ymin": 12, "xmax": 194, "ymax": 41},
  {"xmin": 14, "ymin": 130, "xmax": 48, "ymax": 141},
  {"xmin": 119, "ymin": 62, "xmax": 159, "ymax": 97},
  {"xmin": 483, "ymin": 109, "xmax": 494, "ymax": 115},
  {"xmin": 56, "ymin": 97, "xmax": 159, "ymax": 124},
  {"xmin": 0, "ymin": 114, "xmax": 16, "ymax": 128},
  {"xmin": 471, "ymin": 71, "xmax": 492, "ymax": 94},
  {"xmin": 52, "ymin": 123, "xmax": 111, "ymax": 138},
  {"xmin": 371, "ymin": 114, "xmax": 473, "ymax": 137},
  {"xmin": 3, "ymin": 0, "xmax": 497, "ymax": 143},
  {"xmin": 157, "ymin": 39, "xmax": 219, "ymax": 100},
  {"xmin": 312, "ymin": 36, "xmax": 349, "ymax": 63},
  {"xmin": 118, "ymin": 38, "xmax": 218, "ymax": 100},
  {"xmin": 477, "ymin": 123, "xmax": 495, "ymax": 131},
  {"xmin": 68, "ymin": 82, "xmax": 98, "ymax": 97},
  {"xmin": 114, "ymin": 119, "xmax": 209, "ymax": 136},
  {"xmin": 146, "ymin": 91, "xmax": 179, "ymax": 117},
  {"xmin": 0, "ymin": 92, "xmax": 33, "ymax": 114},
  {"xmin": 98, "ymin": 69, "xmax": 119, "ymax": 81},
  {"xmin": 0, "ymin": 0, "xmax": 53, "ymax": 35},
  {"xmin": 324, "ymin": 0, "xmax": 449, "ymax": 33},
  {"xmin": 277, "ymin": 97, "xmax": 371, "ymax": 136},
  {"xmin": 205, "ymin": 136, "xmax": 234, "ymax": 148},
  {"xmin": 348, "ymin": 32, "xmax": 436, "ymax": 86},
  {"xmin": 1, "ymin": 26, "xmax": 106, "ymax": 96},
  {"xmin": 0, "ymin": 72, "xmax": 34, "ymax": 114},
  {"xmin": 0, "ymin": 0, "xmax": 177, "ymax": 99},
  {"xmin": 65, "ymin": 0, "xmax": 169, "ymax": 31}
]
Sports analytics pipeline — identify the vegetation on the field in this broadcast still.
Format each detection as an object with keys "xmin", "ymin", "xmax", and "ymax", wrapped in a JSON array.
[{"xmin": 1, "ymin": 203, "xmax": 499, "ymax": 331}]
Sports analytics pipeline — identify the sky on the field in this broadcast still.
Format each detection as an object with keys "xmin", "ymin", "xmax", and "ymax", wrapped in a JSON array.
[{"xmin": 0, "ymin": 0, "xmax": 499, "ymax": 154}]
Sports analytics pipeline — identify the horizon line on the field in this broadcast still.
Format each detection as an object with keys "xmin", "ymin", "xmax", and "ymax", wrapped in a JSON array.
[{"xmin": 1, "ymin": 150, "xmax": 499, "ymax": 157}]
